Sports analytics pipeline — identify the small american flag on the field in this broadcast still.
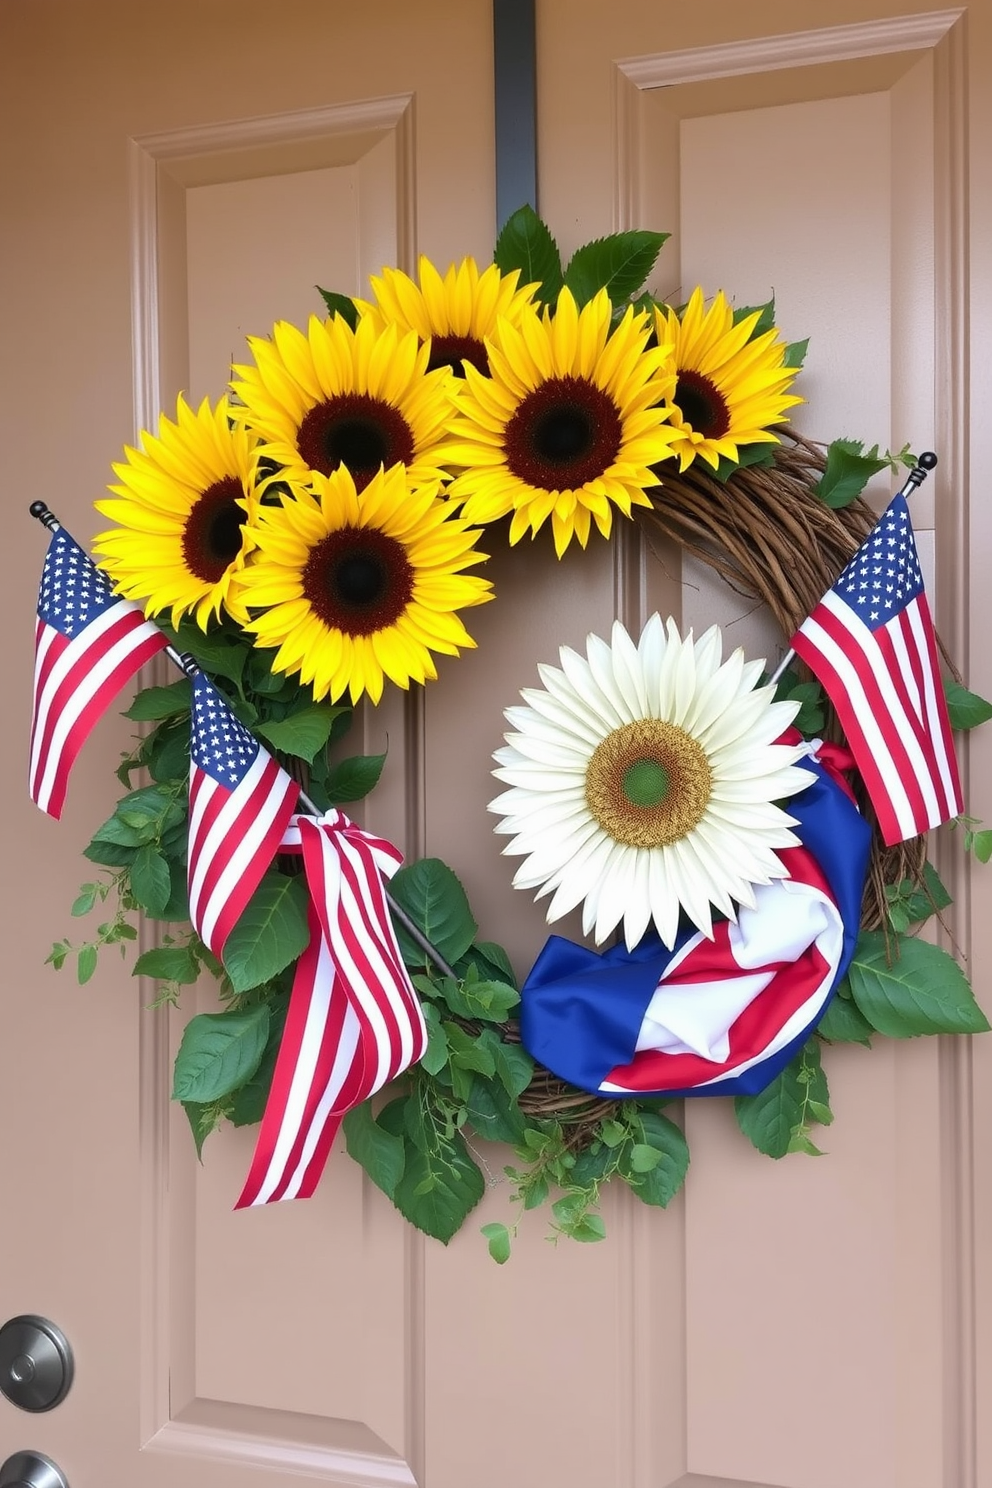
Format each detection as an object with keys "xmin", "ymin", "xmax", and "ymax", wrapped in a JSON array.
[
  {"xmin": 791, "ymin": 493, "xmax": 962, "ymax": 845},
  {"xmin": 30, "ymin": 528, "xmax": 169, "ymax": 818},
  {"xmin": 188, "ymin": 671, "xmax": 299, "ymax": 959}
]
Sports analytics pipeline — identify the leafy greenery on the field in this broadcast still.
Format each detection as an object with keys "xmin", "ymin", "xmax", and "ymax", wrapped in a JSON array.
[
  {"xmin": 815, "ymin": 438, "xmax": 915, "ymax": 509},
  {"xmin": 735, "ymin": 1040, "xmax": 833, "ymax": 1158},
  {"xmin": 315, "ymin": 288, "xmax": 359, "ymax": 328},
  {"xmin": 846, "ymin": 931, "xmax": 990, "ymax": 1037},
  {"xmin": 494, "ymin": 204, "xmax": 667, "ymax": 311},
  {"xmin": 945, "ymin": 681, "xmax": 992, "ymax": 731}
]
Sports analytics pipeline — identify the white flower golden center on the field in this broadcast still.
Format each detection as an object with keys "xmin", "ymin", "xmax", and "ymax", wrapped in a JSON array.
[
  {"xmin": 584, "ymin": 718, "xmax": 713, "ymax": 849},
  {"xmin": 490, "ymin": 614, "xmax": 816, "ymax": 951}
]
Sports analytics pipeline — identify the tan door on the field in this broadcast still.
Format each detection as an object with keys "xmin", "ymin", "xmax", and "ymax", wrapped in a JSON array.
[{"xmin": 2, "ymin": 2, "xmax": 991, "ymax": 1486}]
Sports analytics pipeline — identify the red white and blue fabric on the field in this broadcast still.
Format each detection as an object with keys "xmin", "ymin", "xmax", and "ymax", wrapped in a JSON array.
[
  {"xmin": 30, "ymin": 527, "xmax": 169, "ymax": 818},
  {"xmin": 187, "ymin": 671, "xmax": 300, "ymax": 959},
  {"xmin": 236, "ymin": 810, "xmax": 427, "ymax": 1207},
  {"xmin": 519, "ymin": 746, "xmax": 871, "ymax": 1099},
  {"xmin": 791, "ymin": 493, "xmax": 961, "ymax": 845}
]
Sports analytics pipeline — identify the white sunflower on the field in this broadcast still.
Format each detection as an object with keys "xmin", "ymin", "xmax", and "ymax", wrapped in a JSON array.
[{"xmin": 490, "ymin": 615, "xmax": 816, "ymax": 951}]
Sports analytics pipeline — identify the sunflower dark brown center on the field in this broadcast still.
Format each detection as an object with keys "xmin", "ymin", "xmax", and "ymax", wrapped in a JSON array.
[
  {"xmin": 585, "ymin": 718, "xmax": 713, "ymax": 848},
  {"xmin": 302, "ymin": 525, "xmax": 414, "ymax": 636},
  {"xmin": 427, "ymin": 334, "xmax": 489, "ymax": 377},
  {"xmin": 673, "ymin": 370, "xmax": 730, "ymax": 439},
  {"xmin": 181, "ymin": 478, "xmax": 247, "ymax": 583},
  {"xmin": 297, "ymin": 394, "xmax": 415, "ymax": 491},
  {"xmin": 503, "ymin": 376, "xmax": 623, "ymax": 491}
]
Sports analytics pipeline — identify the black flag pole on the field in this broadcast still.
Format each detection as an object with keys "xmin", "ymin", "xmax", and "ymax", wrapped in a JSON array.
[
  {"xmin": 28, "ymin": 501, "xmax": 458, "ymax": 981},
  {"xmin": 768, "ymin": 450, "xmax": 939, "ymax": 687}
]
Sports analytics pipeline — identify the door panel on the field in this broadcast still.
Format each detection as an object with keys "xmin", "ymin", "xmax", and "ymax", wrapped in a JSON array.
[{"xmin": 1, "ymin": 3, "xmax": 990, "ymax": 1486}]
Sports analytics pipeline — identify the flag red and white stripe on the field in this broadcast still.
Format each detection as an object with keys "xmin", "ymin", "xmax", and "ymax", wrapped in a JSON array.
[
  {"xmin": 187, "ymin": 671, "xmax": 299, "ymax": 959},
  {"xmin": 236, "ymin": 810, "xmax": 427, "ymax": 1207},
  {"xmin": 30, "ymin": 528, "xmax": 169, "ymax": 818},
  {"xmin": 791, "ymin": 493, "xmax": 961, "ymax": 844},
  {"xmin": 600, "ymin": 846, "xmax": 841, "ymax": 1095}
]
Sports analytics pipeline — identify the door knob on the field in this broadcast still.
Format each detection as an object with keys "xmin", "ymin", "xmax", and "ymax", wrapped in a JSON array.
[
  {"xmin": 0, "ymin": 1453, "xmax": 70, "ymax": 1488},
  {"xmin": 0, "ymin": 1318, "xmax": 73, "ymax": 1412}
]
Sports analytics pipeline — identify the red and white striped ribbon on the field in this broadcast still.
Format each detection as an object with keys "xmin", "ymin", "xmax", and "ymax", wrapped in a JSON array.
[{"xmin": 235, "ymin": 810, "xmax": 427, "ymax": 1207}]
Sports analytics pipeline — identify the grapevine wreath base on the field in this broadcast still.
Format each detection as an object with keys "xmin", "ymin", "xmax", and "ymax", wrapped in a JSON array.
[{"xmin": 40, "ymin": 211, "xmax": 990, "ymax": 1259}]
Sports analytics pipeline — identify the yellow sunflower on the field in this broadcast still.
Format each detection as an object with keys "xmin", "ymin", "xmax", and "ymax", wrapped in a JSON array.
[
  {"xmin": 652, "ymin": 288, "xmax": 803, "ymax": 472},
  {"xmin": 230, "ymin": 313, "xmax": 456, "ymax": 496},
  {"xmin": 92, "ymin": 393, "xmax": 260, "ymax": 630},
  {"xmin": 441, "ymin": 287, "xmax": 679, "ymax": 558},
  {"xmin": 355, "ymin": 256, "xmax": 538, "ymax": 377},
  {"xmin": 231, "ymin": 462, "xmax": 493, "ymax": 705}
]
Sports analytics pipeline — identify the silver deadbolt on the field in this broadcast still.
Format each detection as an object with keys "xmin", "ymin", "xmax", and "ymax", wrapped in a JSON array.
[
  {"xmin": 0, "ymin": 1453, "xmax": 70, "ymax": 1488},
  {"xmin": 0, "ymin": 1317, "xmax": 73, "ymax": 1412}
]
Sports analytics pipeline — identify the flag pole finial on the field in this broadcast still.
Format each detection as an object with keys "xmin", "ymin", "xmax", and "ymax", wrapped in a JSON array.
[
  {"xmin": 29, "ymin": 501, "xmax": 59, "ymax": 530},
  {"xmin": 900, "ymin": 450, "xmax": 938, "ymax": 499}
]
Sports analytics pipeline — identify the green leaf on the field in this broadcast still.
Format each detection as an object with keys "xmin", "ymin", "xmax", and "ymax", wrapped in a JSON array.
[
  {"xmin": 464, "ymin": 1073, "xmax": 527, "ymax": 1144},
  {"xmin": 493, "ymin": 204, "xmax": 563, "ymax": 303},
  {"xmin": 229, "ymin": 1002, "xmax": 288, "ymax": 1127},
  {"xmin": 469, "ymin": 940, "xmax": 517, "ymax": 987},
  {"xmin": 444, "ymin": 1023, "xmax": 496, "ymax": 1078},
  {"xmin": 815, "ymin": 438, "xmax": 889, "ymax": 509},
  {"xmin": 971, "ymin": 830, "xmax": 992, "ymax": 864},
  {"xmin": 147, "ymin": 723, "xmax": 191, "ymax": 784},
  {"xmin": 568, "ymin": 1213, "xmax": 607, "ymax": 1244},
  {"xmin": 885, "ymin": 862, "xmax": 952, "ymax": 929},
  {"xmin": 71, "ymin": 884, "xmax": 99, "ymax": 917},
  {"xmin": 816, "ymin": 994, "xmax": 873, "ymax": 1045},
  {"xmin": 83, "ymin": 838, "xmax": 138, "ymax": 868},
  {"xmin": 734, "ymin": 1063, "xmax": 805, "ymax": 1158},
  {"xmin": 77, "ymin": 944, "xmax": 98, "ymax": 985},
  {"xmin": 325, "ymin": 751, "xmax": 387, "ymax": 803},
  {"xmin": 945, "ymin": 680, "xmax": 992, "ymax": 731},
  {"xmin": 162, "ymin": 620, "xmax": 247, "ymax": 684},
  {"xmin": 489, "ymin": 1038, "xmax": 534, "ymax": 1099},
  {"xmin": 391, "ymin": 1128, "xmax": 485, "ymax": 1242},
  {"xmin": 47, "ymin": 940, "xmax": 71, "ymax": 971},
  {"xmin": 245, "ymin": 647, "xmax": 297, "ymax": 697},
  {"xmin": 433, "ymin": 971, "xmax": 519, "ymax": 1022},
  {"xmin": 142, "ymin": 857, "xmax": 190, "ymax": 923},
  {"xmin": 182, "ymin": 1100, "xmax": 223, "ymax": 1160},
  {"xmin": 619, "ymin": 1110, "xmax": 689, "ymax": 1206},
  {"xmin": 255, "ymin": 704, "xmax": 347, "ymax": 765},
  {"xmin": 316, "ymin": 287, "xmax": 359, "ymax": 328},
  {"xmin": 732, "ymin": 296, "xmax": 777, "ymax": 337},
  {"xmin": 171, "ymin": 1004, "xmax": 271, "ymax": 1103},
  {"xmin": 133, "ymin": 943, "xmax": 201, "ymax": 985},
  {"xmin": 711, "ymin": 442, "xmax": 776, "ymax": 483},
  {"xmin": 569, "ymin": 1144, "xmax": 614, "ymax": 1186},
  {"xmin": 847, "ymin": 930, "xmax": 991, "ymax": 1036},
  {"xmin": 123, "ymin": 680, "xmax": 191, "ymax": 721},
  {"xmin": 774, "ymin": 674, "xmax": 827, "ymax": 736},
  {"xmin": 388, "ymin": 857, "xmax": 478, "ymax": 964},
  {"xmin": 627, "ymin": 1142, "xmax": 664, "ymax": 1172},
  {"xmin": 222, "ymin": 872, "xmax": 310, "ymax": 994},
  {"xmin": 783, "ymin": 337, "xmax": 809, "ymax": 369},
  {"xmin": 563, "ymin": 230, "xmax": 668, "ymax": 308},
  {"xmin": 480, "ymin": 1221, "xmax": 512, "ymax": 1264},
  {"xmin": 343, "ymin": 1101, "xmax": 407, "ymax": 1199},
  {"xmin": 419, "ymin": 1003, "xmax": 450, "ymax": 1076},
  {"xmin": 129, "ymin": 844, "xmax": 172, "ymax": 915}
]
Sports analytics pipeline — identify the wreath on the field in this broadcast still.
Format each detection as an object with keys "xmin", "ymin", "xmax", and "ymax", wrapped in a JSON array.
[{"xmin": 38, "ymin": 207, "xmax": 992, "ymax": 1261}]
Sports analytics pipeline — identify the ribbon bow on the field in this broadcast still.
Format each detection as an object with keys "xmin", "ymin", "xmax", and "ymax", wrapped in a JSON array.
[{"xmin": 236, "ymin": 809, "xmax": 427, "ymax": 1207}]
